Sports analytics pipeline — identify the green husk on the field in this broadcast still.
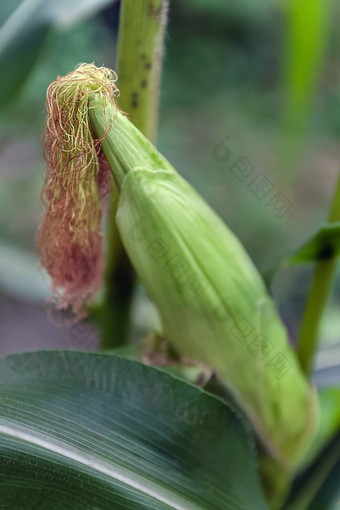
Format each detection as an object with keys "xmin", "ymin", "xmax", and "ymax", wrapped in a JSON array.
[
  {"xmin": 116, "ymin": 167, "xmax": 318, "ymax": 462},
  {"xmin": 89, "ymin": 91, "xmax": 318, "ymax": 499}
]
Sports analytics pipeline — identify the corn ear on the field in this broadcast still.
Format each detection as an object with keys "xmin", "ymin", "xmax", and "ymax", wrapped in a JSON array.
[{"xmin": 89, "ymin": 91, "xmax": 318, "ymax": 484}]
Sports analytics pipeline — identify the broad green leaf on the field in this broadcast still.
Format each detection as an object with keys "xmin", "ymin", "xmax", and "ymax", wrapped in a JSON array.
[
  {"xmin": 288, "ymin": 223, "xmax": 340, "ymax": 263},
  {"xmin": 0, "ymin": 0, "xmax": 116, "ymax": 109},
  {"xmin": 0, "ymin": 351, "xmax": 269, "ymax": 509}
]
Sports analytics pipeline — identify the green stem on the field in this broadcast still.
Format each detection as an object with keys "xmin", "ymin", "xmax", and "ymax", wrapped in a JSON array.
[
  {"xmin": 329, "ymin": 173, "xmax": 340, "ymax": 222},
  {"xmin": 297, "ymin": 173, "xmax": 340, "ymax": 376},
  {"xmin": 98, "ymin": 0, "xmax": 169, "ymax": 349},
  {"xmin": 278, "ymin": 0, "xmax": 329, "ymax": 190},
  {"xmin": 117, "ymin": 0, "xmax": 169, "ymax": 140},
  {"xmin": 283, "ymin": 0, "xmax": 328, "ymax": 138}
]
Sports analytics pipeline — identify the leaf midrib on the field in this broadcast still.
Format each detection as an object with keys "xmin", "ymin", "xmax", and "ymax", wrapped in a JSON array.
[{"xmin": 0, "ymin": 422, "xmax": 207, "ymax": 510}]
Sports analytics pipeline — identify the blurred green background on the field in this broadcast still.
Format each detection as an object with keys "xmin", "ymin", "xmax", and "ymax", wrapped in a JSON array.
[{"xmin": 0, "ymin": 0, "xmax": 339, "ymax": 370}]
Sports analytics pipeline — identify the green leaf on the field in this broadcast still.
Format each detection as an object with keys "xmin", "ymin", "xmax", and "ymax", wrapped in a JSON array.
[
  {"xmin": 0, "ymin": 351, "xmax": 269, "ymax": 509},
  {"xmin": 288, "ymin": 223, "xmax": 340, "ymax": 263},
  {"xmin": 0, "ymin": 0, "xmax": 116, "ymax": 109}
]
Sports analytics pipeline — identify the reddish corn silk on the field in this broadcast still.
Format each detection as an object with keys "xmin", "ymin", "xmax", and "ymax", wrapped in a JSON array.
[
  {"xmin": 37, "ymin": 64, "xmax": 118, "ymax": 318},
  {"xmin": 97, "ymin": 149, "xmax": 113, "ymax": 199}
]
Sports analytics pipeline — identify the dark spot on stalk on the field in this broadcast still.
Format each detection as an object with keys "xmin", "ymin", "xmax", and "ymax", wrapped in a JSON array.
[
  {"xmin": 141, "ymin": 53, "xmax": 146, "ymax": 60},
  {"xmin": 318, "ymin": 243, "xmax": 335, "ymax": 260},
  {"xmin": 141, "ymin": 79, "xmax": 148, "ymax": 88},
  {"xmin": 148, "ymin": 3, "xmax": 162, "ymax": 18},
  {"xmin": 131, "ymin": 92, "xmax": 139, "ymax": 108},
  {"xmin": 145, "ymin": 62, "xmax": 152, "ymax": 70}
]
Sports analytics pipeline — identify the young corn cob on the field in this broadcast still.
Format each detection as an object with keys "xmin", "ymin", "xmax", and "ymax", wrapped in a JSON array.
[
  {"xmin": 89, "ymin": 91, "xmax": 318, "ymax": 468},
  {"xmin": 39, "ymin": 65, "xmax": 318, "ymax": 506}
]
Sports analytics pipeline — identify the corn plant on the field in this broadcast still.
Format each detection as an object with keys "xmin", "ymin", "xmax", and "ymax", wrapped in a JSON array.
[{"xmin": 0, "ymin": 1, "xmax": 339, "ymax": 509}]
